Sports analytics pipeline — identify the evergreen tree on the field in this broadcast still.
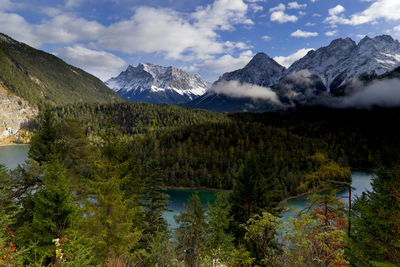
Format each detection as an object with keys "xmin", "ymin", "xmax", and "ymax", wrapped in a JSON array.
[
  {"xmin": 206, "ymin": 191, "xmax": 234, "ymax": 263},
  {"xmin": 175, "ymin": 192, "xmax": 207, "ymax": 267},
  {"xmin": 348, "ymin": 167, "xmax": 400, "ymax": 266},
  {"xmin": 29, "ymin": 160, "xmax": 76, "ymax": 265},
  {"xmin": 29, "ymin": 106, "xmax": 58, "ymax": 164},
  {"xmin": 142, "ymin": 160, "xmax": 170, "ymax": 237},
  {"xmin": 83, "ymin": 124, "xmax": 143, "ymax": 266},
  {"xmin": 230, "ymin": 154, "xmax": 281, "ymax": 239}
]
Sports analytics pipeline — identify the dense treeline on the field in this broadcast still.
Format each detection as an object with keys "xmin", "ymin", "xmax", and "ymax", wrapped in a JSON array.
[
  {"xmin": 52, "ymin": 103, "xmax": 229, "ymax": 135},
  {"xmin": 230, "ymin": 106, "xmax": 400, "ymax": 169},
  {"xmin": 130, "ymin": 121, "xmax": 348, "ymax": 195},
  {"xmin": 0, "ymin": 107, "xmax": 399, "ymax": 266}
]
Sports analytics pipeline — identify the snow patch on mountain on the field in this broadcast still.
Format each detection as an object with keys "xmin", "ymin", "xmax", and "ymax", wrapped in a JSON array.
[{"xmin": 106, "ymin": 63, "xmax": 210, "ymax": 104}]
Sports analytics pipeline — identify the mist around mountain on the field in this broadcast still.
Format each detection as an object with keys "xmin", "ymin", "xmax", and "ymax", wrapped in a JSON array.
[{"xmin": 189, "ymin": 35, "xmax": 400, "ymax": 112}]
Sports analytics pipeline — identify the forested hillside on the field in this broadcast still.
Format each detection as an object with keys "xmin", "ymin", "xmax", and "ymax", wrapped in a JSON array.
[
  {"xmin": 0, "ymin": 33, "xmax": 123, "ymax": 109},
  {"xmin": 0, "ymin": 107, "xmax": 398, "ymax": 266}
]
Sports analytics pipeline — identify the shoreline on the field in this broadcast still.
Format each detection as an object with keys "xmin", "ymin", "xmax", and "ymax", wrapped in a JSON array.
[{"xmin": 164, "ymin": 185, "xmax": 230, "ymax": 192}]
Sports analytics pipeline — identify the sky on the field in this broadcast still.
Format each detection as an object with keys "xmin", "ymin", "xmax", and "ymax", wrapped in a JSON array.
[{"xmin": 1, "ymin": 0, "xmax": 400, "ymax": 82}]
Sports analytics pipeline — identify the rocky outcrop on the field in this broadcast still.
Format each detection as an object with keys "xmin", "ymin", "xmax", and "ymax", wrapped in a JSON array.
[{"xmin": 0, "ymin": 83, "xmax": 37, "ymax": 141}]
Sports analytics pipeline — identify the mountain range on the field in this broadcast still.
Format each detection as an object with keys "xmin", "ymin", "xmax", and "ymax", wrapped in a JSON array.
[
  {"xmin": 188, "ymin": 35, "xmax": 400, "ymax": 112},
  {"xmin": 106, "ymin": 63, "xmax": 210, "ymax": 105}
]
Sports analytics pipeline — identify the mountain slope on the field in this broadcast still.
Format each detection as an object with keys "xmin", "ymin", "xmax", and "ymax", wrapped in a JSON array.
[
  {"xmin": 0, "ymin": 33, "xmax": 123, "ymax": 108},
  {"xmin": 287, "ymin": 35, "xmax": 400, "ymax": 93},
  {"xmin": 188, "ymin": 53, "xmax": 285, "ymax": 112},
  {"xmin": 214, "ymin": 52, "xmax": 285, "ymax": 87},
  {"xmin": 106, "ymin": 63, "xmax": 210, "ymax": 105}
]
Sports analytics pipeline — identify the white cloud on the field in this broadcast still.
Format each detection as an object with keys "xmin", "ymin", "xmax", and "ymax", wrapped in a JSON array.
[
  {"xmin": 326, "ymin": 0, "xmax": 400, "ymax": 26},
  {"xmin": 249, "ymin": 4, "xmax": 263, "ymax": 12},
  {"xmin": 211, "ymin": 80, "xmax": 281, "ymax": 102},
  {"xmin": 269, "ymin": 3, "xmax": 285, "ymax": 12},
  {"xmin": 54, "ymin": 45, "xmax": 127, "ymax": 81},
  {"xmin": 270, "ymin": 11, "xmax": 298, "ymax": 23},
  {"xmin": 273, "ymin": 48, "xmax": 313, "ymax": 68},
  {"xmin": 305, "ymin": 22, "xmax": 316, "ymax": 26},
  {"xmin": 0, "ymin": 0, "xmax": 17, "ymax": 11},
  {"xmin": 394, "ymin": 25, "xmax": 400, "ymax": 31},
  {"xmin": 329, "ymin": 5, "xmax": 345, "ymax": 16},
  {"xmin": 288, "ymin": 2, "xmax": 307, "ymax": 10},
  {"xmin": 65, "ymin": 0, "xmax": 84, "ymax": 8},
  {"xmin": 312, "ymin": 13, "xmax": 321, "ymax": 17},
  {"xmin": 339, "ymin": 79, "xmax": 400, "ymax": 108},
  {"xmin": 245, "ymin": 0, "xmax": 266, "ymax": 2},
  {"xmin": 310, "ymin": 0, "xmax": 317, "ymax": 2},
  {"xmin": 291, "ymin": 29, "xmax": 318, "ymax": 38},
  {"xmin": 42, "ymin": 7, "xmax": 61, "ymax": 17},
  {"xmin": 261, "ymin": 35, "xmax": 271, "ymax": 41},
  {"xmin": 0, "ymin": 0, "xmax": 253, "ymax": 62},
  {"xmin": 325, "ymin": 30, "xmax": 338, "ymax": 36},
  {"xmin": 202, "ymin": 50, "xmax": 254, "ymax": 74}
]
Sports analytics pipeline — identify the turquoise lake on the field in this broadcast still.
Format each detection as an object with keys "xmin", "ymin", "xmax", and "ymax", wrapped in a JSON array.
[{"xmin": 0, "ymin": 145, "xmax": 374, "ymax": 229}]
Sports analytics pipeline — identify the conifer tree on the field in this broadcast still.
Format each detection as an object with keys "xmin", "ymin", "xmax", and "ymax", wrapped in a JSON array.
[
  {"xmin": 348, "ymin": 167, "xmax": 400, "ymax": 266},
  {"xmin": 206, "ymin": 191, "xmax": 234, "ymax": 263},
  {"xmin": 29, "ymin": 106, "xmax": 58, "ymax": 164},
  {"xmin": 30, "ymin": 160, "xmax": 76, "ymax": 264},
  {"xmin": 83, "ymin": 123, "xmax": 143, "ymax": 266},
  {"xmin": 175, "ymin": 192, "xmax": 207, "ymax": 267}
]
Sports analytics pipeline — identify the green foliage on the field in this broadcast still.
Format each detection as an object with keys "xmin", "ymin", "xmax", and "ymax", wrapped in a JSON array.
[
  {"xmin": 82, "ymin": 124, "xmax": 143, "ymax": 266},
  {"xmin": 243, "ymin": 211, "xmax": 282, "ymax": 266},
  {"xmin": 348, "ymin": 167, "xmax": 400, "ymax": 266},
  {"xmin": 0, "ymin": 33, "xmax": 123, "ymax": 108},
  {"xmin": 230, "ymin": 153, "xmax": 282, "ymax": 239},
  {"xmin": 145, "ymin": 231, "xmax": 176, "ymax": 267},
  {"xmin": 29, "ymin": 160, "xmax": 77, "ymax": 264},
  {"xmin": 230, "ymin": 245, "xmax": 256, "ymax": 267},
  {"xmin": 206, "ymin": 191, "xmax": 234, "ymax": 263},
  {"xmin": 175, "ymin": 192, "xmax": 207, "ymax": 267}
]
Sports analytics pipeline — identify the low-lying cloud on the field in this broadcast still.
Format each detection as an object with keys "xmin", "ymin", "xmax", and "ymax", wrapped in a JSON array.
[
  {"xmin": 338, "ymin": 79, "xmax": 400, "ymax": 108},
  {"xmin": 211, "ymin": 80, "xmax": 281, "ymax": 103}
]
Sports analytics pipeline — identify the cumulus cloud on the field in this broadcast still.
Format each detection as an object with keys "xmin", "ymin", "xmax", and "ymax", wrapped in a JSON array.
[
  {"xmin": 288, "ymin": 1, "xmax": 307, "ymax": 10},
  {"xmin": 202, "ymin": 50, "xmax": 254, "ymax": 74},
  {"xmin": 273, "ymin": 48, "xmax": 314, "ymax": 68},
  {"xmin": 0, "ymin": 0, "xmax": 18, "ymax": 11},
  {"xmin": 54, "ymin": 45, "xmax": 127, "ymax": 81},
  {"xmin": 0, "ymin": 0, "xmax": 252, "ymax": 62},
  {"xmin": 305, "ymin": 22, "xmax": 316, "ymax": 26},
  {"xmin": 211, "ymin": 80, "xmax": 281, "ymax": 102},
  {"xmin": 338, "ymin": 79, "xmax": 400, "ymax": 108},
  {"xmin": 325, "ymin": 30, "xmax": 338, "ymax": 36},
  {"xmin": 291, "ymin": 29, "xmax": 318, "ymax": 38},
  {"xmin": 249, "ymin": 4, "xmax": 263, "ymax": 12},
  {"xmin": 270, "ymin": 11, "xmax": 298, "ymax": 23},
  {"xmin": 269, "ymin": 3, "xmax": 298, "ymax": 23},
  {"xmin": 325, "ymin": 0, "xmax": 400, "ymax": 26}
]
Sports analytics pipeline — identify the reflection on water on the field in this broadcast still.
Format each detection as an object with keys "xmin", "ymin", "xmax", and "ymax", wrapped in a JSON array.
[
  {"xmin": 282, "ymin": 171, "xmax": 374, "ymax": 222},
  {"xmin": 0, "ymin": 145, "xmax": 29, "ymax": 170},
  {"xmin": 164, "ymin": 171, "xmax": 374, "ymax": 228}
]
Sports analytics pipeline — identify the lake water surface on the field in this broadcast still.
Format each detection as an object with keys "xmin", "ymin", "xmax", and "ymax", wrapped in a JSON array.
[
  {"xmin": 0, "ymin": 145, "xmax": 374, "ymax": 229},
  {"xmin": 0, "ymin": 145, "xmax": 29, "ymax": 170}
]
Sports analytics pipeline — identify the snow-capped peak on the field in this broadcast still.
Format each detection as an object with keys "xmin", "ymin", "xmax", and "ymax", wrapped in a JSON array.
[
  {"xmin": 105, "ymin": 63, "xmax": 210, "ymax": 105},
  {"xmin": 215, "ymin": 52, "xmax": 286, "ymax": 87},
  {"xmin": 286, "ymin": 35, "xmax": 400, "ymax": 92}
]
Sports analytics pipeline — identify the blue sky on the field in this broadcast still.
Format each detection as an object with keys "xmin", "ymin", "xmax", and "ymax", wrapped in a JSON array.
[{"xmin": 1, "ymin": 0, "xmax": 400, "ymax": 81}]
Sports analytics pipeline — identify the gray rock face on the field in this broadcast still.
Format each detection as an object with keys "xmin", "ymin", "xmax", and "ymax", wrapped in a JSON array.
[
  {"xmin": 286, "ymin": 35, "xmax": 400, "ymax": 92},
  {"xmin": 215, "ymin": 52, "xmax": 286, "ymax": 87},
  {"xmin": 106, "ymin": 63, "xmax": 210, "ymax": 105}
]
